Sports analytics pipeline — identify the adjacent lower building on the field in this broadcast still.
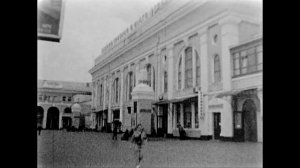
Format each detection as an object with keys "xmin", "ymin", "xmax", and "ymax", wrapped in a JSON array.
[
  {"xmin": 89, "ymin": 0, "xmax": 262, "ymax": 142},
  {"xmin": 37, "ymin": 79, "xmax": 92, "ymax": 130}
]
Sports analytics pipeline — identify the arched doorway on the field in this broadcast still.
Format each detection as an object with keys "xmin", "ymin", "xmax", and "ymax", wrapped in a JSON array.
[
  {"xmin": 37, "ymin": 106, "xmax": 44, "ymax": 127},
  {"xmin": 46, "ymin": 107, "xmax": 60, "ymax": 129},
  {"xmin": 242, "ymin": 99, "xmax": 258, "ymax": 142},
  {"xmin": 62, "ymin": 107, "xmax": 72, "ymax": 129}
]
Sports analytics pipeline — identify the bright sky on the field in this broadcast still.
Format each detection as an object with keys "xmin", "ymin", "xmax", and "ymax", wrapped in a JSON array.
[{"xmin": 38, "ymin": 0, "xmax": 162, "ymax": 82}]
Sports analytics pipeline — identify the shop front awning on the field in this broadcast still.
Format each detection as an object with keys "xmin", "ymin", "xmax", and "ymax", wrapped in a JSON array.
[
  {"xmin": 216, "ymin": 90, "xmax": 242, "ymax": 98},
  {"xmin": 170, "ymin": 96, "xmax": 198, "ymax": 103},
  {"xmin": 153, "ymin": 100, "xmax": 170, "ymax": 105}
]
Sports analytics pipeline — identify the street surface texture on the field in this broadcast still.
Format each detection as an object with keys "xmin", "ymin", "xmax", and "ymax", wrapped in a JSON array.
[{"xmin": 38, "ymin": 130, "xmax": 262, "ymax": 168}]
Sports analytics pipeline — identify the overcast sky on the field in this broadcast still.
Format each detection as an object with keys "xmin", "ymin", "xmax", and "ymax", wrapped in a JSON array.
[{"xmin": 38, "ymin": 0, "xmax": 162, "ymax": 82}]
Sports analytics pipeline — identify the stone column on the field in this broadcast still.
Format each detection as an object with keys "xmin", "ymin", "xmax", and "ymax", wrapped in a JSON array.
[
  {"xmin": 172, "ymin": 103, "xmax": 176, "ymax": 130},
  {"xmin": 257, "ymin": 89, "xmax": 263, "ymax": 142},
  {"xmin": 191, "ymin": 102, "xmax": 195, "ymax": 129},
  {"xmin": 199, "ymin": 32, "xmax": 208, "ymax": 93},
  {"xmin": 168, "ymin": 103, "xmax": 173, "ymax": 134},
  {"xmin": 219, "ymin": 16, "xmax": 241, "ymax": 91},
  {"xmin": 59, "ymin": 111, "xmax": 62, "ymax": 129}
]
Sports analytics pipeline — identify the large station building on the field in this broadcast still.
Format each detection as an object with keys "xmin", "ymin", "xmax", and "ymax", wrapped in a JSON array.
[
  {"xmin": 89, "ymin": 0, "xmax": 262, "ymax": 142},
  {"xmin": 37, "ymin": 80, "xmax": 93, "ymax": 130}
]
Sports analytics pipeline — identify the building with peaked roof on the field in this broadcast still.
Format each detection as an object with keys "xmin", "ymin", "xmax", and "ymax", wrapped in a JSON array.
[
  {"xmin": 37, "ymin": 79, "xmax": 92, "ymax": 130},
  {"xmin": 89, "ymin": 0, "xmax": 262, "ymax": 142}
]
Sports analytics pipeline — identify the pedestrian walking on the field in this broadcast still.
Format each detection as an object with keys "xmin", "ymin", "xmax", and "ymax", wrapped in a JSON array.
[
  {"xmin": 131, "ymin": 124, "xmax": 147, "ymax": 168},
  {"xmin": 112, "ymin": 120, "xmax": 118, "ymax": 140},
  {"xmin": 37, "ymin": 123, "xmax": 42, "ymax": 136}
]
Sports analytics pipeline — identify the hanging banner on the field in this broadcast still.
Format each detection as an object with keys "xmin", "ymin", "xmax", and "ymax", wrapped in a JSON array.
[{"xmin": 38, "ymin": 0, "xmax": 65, "ymax": 42}]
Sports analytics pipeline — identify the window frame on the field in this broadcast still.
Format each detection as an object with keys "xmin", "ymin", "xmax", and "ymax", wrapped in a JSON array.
[
  {"xmin": 185, "ymin": 47, "xmax": 193, "ymax": 89},
  {"xmin": 213, "ymin": 54, "xmax": 221, "ymax": 83},
  {"xmin": 231, "ymin": 40, "xmax": 263, "ymax": 78}
]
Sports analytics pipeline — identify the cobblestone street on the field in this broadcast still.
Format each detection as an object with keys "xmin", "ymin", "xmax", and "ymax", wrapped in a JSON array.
[{"xmin": 37, "ymin": 130, "xmax": 262, "ymax": 168}]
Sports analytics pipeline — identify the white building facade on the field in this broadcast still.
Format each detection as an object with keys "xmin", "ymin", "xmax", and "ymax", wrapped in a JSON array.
[{"xmin": 89, "ymin": 0, "xmax": 262, "ymax": 142}]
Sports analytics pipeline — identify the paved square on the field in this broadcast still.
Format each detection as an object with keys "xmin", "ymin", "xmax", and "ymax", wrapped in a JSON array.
[{"xmin": 38, "ymin": 130, "xmax": 262, "ymax": 168}]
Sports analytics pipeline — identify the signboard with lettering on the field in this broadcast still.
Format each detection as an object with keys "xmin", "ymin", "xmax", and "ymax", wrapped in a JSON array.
[
  {"xmin": 140, "ymin": 109, "xmax": 151, "ymax": 113},
  {"xmin": 38, "ymin": 0, "xmax": 65, "ymax": 42}
]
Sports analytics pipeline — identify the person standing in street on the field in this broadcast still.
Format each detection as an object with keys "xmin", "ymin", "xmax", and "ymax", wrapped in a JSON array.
[
  {"xmin": 177, "ymin": 123, "xmax": 186, "ymax": 140},
  {"xmin": 131, "ymin": 124, "xmax": 147, "ymax": 168}
]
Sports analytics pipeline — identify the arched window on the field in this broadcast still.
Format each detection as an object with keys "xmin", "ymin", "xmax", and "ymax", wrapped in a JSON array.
[
  {"xmin": 214, "ymin": 54, "xmax": 221, "ymax": 82},
  {"xmin": 185, "ymin": 47, "xmax": 193, "ymax": 88},
  {"xmin": 178, "ymin": 57, "xmax": 182, "ymax": 89},
  {"xmin": 195, "ymin": 50, "xmax": 200, "ymax": 86}
]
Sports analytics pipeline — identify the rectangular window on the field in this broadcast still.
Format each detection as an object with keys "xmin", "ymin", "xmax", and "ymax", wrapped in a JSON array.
[
  {"xmin": 183, "ymin": 103, "xmax": 191, "ymax": 128},
  {"xmin": 62, "ymin": 96, "xmax": 66, "ymax": 101},
  {"xmin": 127, "ymin": 107, "xmax": 131, "ymax": 114},
  {"xmin": 231, "ymin": 40, "xmax": 262, "ymax": 77},
  {"xmin": 68, "ymin": 97, "xmax": 72, "ymax": 102}
]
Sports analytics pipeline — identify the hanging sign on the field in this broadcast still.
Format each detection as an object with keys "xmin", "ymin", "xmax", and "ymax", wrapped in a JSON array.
[{"xmin": 38, "ymin": 0, "xmax": 65, "ymax": 42}]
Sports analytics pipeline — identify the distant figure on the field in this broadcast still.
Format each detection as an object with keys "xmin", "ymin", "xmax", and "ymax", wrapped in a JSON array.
[
  {"xmin": 131, "ymin": 124, "xmax": 147, "ymax": 168},
  {"xmin": 112, "ymin": 121, "xmax": 118, "ymax": 140},
  {"xmin": 37, "ymin": 123, "xmax": 42, "ymax": 136},
  {"xmin": 177, "ymin": 123, "xmax": 186, "ymax": 140}
]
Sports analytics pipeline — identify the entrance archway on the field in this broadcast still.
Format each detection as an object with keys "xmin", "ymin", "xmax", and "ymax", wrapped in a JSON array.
[
  {"xmin": 46, "ymin": 107, "xmax": 60, "ymax": 129},
  {"xmin": 37, "ymin": 106, "xmax": 44, "ymax": 127},
  {"xmin": 242, "ymin": 99, "xmax": 258, "ymax": 142}
]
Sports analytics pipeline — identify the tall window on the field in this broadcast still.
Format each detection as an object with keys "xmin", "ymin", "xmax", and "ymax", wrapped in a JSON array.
[
  {"xmin": 114, "ymin": 78, "xmax": 119, "ymax": 103},
  {"xmin": 232, "ymin": 41, "xmax": 262, "ymax": 77},
  {"xmin": 178, "ymin": 57, "xmax": 182, "ymax": 89},
  {"xmin": 183, "ymin": 103, "xmax": 191, "ymax": 128},
  {"xmin": 100, "ymin": 84, "xmax": 103, "ymax": 106},
  {"xmin": 195, "ymin": 50, "xmax": 200, "ymax": 86},
  {"xmin": 146, "ymin": 64, "xmax": 151, "ymax": 87},
  {"xmin": 129, "ymin": 72, "xmax": 133, "ymax": 100},
  {"xmin": 214, "ymin": 54, "xmax": 221, "ymax": 82},
  {"xmin": 164, "ymin": 71, "xmax": 168, "ymax": 93},
  {"xmin": 185, "ymin": 47, "xmax": 193, "ymax": 88}
]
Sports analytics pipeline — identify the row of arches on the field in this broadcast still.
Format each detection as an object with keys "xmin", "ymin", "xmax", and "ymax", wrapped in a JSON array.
[{"xmin": 37, "ymin": 106, "xmax": 72, "ymax": 130}]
